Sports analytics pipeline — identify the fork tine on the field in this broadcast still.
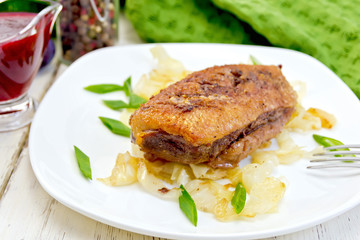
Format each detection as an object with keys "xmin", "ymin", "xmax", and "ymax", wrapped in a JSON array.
[
  {"xmin": 310, "ymin": 157, "xmax": 360, "ymax": 162},
  {"xmin": 325, "ymin": 144, "xmax": 360, "ymax": 150},
  {"xmin": 307, "ymin": 164, "xmax": 360, "ymax": 169},
  {"xmin": 309, "ymin": 144, "xmax": 360, "ymax": 169},
  {"xmin": 313, "ymin": 151, "xmax": 360, "ymax": 156}
]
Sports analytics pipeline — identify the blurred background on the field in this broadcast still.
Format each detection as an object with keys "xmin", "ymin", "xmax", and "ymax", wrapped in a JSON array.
[{"xmin": 49, "ymin": 0, "xmax": 360, "ymax": 98}]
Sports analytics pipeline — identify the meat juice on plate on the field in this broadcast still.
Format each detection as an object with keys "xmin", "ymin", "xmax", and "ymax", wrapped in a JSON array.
[{"xmin": 0, "ymin": 12, "xmax": 51, "ymax": 102}]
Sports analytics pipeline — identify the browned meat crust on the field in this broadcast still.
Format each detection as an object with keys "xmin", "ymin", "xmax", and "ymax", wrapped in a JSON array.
[{"xmin": 130, "ymin": 64, "xmax": 297, "ymax": 168}]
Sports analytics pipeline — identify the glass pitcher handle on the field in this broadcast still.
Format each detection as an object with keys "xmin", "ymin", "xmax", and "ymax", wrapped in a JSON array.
[{"xmin": 89, "ymin": 0, "xmax": 109, "ymax": 22}]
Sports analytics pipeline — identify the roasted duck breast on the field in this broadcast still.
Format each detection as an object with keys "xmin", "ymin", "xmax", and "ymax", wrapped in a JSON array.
[{"xmin": 130, "ymin": 64, "xmax": 297, "ymax": 168}]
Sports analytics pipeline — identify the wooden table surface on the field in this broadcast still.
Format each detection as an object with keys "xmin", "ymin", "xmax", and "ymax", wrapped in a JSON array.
[{"xmin": 1, "ymin": 13, "xmax": 360, "ymax": 240}]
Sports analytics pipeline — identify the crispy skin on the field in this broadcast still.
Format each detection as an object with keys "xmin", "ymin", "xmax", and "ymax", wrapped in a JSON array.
[{"xmin": 130, "ymin": 64, "xmax": 297, "ymax": 168}]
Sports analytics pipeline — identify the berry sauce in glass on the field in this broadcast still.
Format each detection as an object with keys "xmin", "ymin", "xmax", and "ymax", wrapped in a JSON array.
[{"xmin": 0, "ymin": 12, "xmax": 50, "ymax": 102}]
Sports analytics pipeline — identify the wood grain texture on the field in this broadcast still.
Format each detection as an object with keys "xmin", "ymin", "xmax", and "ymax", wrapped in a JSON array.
[
  {"xmin": 0, "ymin": 129, "xmax": 28, "ymax": 199},
  {"xmin": 0, "ymin": 64, "xmax": 57, "ymax": 199}
]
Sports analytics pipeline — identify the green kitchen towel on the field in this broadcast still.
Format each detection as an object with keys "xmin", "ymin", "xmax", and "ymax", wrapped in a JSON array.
[
  {"xmin": 125, "ymin": 0, "xmax": 360, "ymax": 99},
  {"xmin": 211, "ymin": 0, "xmax": 360, "ymax": 98},
  {"xmin": 125, "ymin": 0, "xmax": 269, "ymax": 45}
]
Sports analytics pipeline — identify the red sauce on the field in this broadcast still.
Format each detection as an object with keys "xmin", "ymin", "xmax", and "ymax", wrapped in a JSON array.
[{"xmin": 0, "ymin": 12, "xmax": 52, "ymax": 102}]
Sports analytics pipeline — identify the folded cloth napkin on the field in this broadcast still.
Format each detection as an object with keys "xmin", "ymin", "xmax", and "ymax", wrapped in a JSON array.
[{"xmin": 125, "ymin": 0, "xmax": 360, "ymax": 99}]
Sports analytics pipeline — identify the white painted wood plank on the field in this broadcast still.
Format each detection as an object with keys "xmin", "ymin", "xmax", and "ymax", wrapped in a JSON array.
[
  {"xmin": 0, "ymin": 64, "xmax": 58, "ymax": 197},
  {"xmin": 0, "ymin": 129, "xmax": 28, "ymax": 196}
]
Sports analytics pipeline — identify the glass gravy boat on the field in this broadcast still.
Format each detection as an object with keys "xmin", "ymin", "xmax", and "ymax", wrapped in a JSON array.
[{"xmin": 0, "ymin": 0, "xmax": 62, "ymax": 131}]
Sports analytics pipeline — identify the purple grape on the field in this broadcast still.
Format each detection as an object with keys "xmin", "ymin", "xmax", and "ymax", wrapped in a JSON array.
[{"xmin": 41, "ymin": 39, "xmax": 55, "ymax": 68}]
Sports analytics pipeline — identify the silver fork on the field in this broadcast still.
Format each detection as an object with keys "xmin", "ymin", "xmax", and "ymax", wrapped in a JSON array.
[{"xmin": 307, "ymin": 144, "xmax": 360, "ymax": 169}]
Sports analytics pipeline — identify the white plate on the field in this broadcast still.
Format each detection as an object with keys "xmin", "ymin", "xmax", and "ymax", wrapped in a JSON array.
[{"xmin": 29, "ymin": 44, "xmax": 360, "ymax": 240}]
